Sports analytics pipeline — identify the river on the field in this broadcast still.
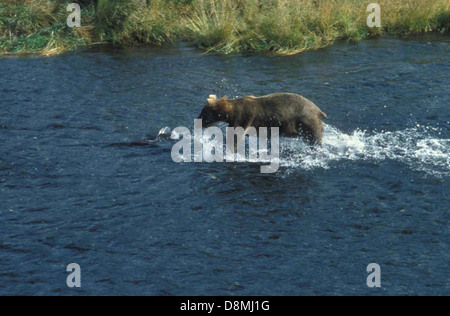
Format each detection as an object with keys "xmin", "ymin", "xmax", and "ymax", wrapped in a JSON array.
[{"xmin": 1, "ymin": 35, "xmax": 449, "ymax": 295}]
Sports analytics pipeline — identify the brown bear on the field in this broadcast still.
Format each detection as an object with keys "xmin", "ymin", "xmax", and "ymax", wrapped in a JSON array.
[{"xmin": 197, "ymin": 93, "xmax": 328, "ymax": 145}]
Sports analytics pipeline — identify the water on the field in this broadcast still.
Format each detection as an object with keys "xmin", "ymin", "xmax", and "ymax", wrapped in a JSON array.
[{"xmin": 1, "ymin": 36, "xmax": 449, "ymax": 295}]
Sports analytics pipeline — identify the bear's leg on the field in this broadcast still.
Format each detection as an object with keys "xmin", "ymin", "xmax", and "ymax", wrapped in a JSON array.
[
  {"xmin": 230, "ymin": 120, "xmax": 254, "ymax": 152},
  {"xmin": 282, "ymin": 121, "xmax": 300, "ymax": 138},
  {"xmin": 308, "ymin": 119, "xmax": 324, "ymax": 146},
  {"xmin": 298, "ymin": 120, "xmax": 323, "ymax": 146}
]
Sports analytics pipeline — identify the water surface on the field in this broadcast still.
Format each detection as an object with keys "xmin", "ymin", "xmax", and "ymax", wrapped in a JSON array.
[{"xmin": 1, "ymin": 36, "xmax": 449, "ymax": 295}]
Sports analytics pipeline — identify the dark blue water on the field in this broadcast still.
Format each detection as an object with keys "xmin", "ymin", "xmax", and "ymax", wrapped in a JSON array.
[{"xmin": 1, "ymin": 36, "xmax": 449, "ymax": 295}]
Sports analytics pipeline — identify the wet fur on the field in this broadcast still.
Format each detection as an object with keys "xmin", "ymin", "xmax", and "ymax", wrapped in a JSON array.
[{"xmin": 198, "ymin": 93, "xmax": 328, "ymax": 145}]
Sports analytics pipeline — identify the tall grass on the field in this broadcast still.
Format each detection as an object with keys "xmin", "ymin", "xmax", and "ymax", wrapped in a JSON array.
[
  {"xmin": 382, "ymin": 0, "xmax": 450, "ymax": 34},
  {"xmin": 96, "ymin": 0, "xmax": 186, "ymax": 46},
  {"xmin": 184, "ymin": 0, "xmax": 450, "ymax": 55},
  {"xmin": 0, "ymin": 0, "xmax": 95, "ymax": 55},
  {"xmin": 1, "ymin": 0, "xmax": 449, "ymax": 55}
]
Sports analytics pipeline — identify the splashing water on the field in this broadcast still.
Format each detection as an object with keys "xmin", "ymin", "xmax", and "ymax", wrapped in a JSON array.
[
  {"xmin": 281, "ymin": 124, "xmax": 450, "ymax": 177},
  {"xmin": 165, "ymin": 124, "xmax": 449, "ymax": 177}
]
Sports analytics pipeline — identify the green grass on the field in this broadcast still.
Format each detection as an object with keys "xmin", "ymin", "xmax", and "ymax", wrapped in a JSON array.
[
  {"xmin": 0, "ymin": 0, "xmax": 95, "ymax": 55},
  {"xmin": 1, "ymin": 0, "xmax": 449, "ymax": 56}
]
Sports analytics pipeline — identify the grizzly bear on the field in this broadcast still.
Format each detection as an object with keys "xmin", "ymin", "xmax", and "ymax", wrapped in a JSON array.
[{"xmin": 197, "ymin": 93, "xmax": 328, "ymax": 145}]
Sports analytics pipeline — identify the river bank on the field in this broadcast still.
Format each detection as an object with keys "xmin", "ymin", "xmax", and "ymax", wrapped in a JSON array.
[{"xmin": 1, "ymin": 0, "xmax": 449, "ymax": 56}]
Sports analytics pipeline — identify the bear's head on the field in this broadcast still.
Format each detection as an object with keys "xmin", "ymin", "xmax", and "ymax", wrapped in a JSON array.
[{"xmin": 197, "ymin": 95, "xmax": 233, "ymax": 127}]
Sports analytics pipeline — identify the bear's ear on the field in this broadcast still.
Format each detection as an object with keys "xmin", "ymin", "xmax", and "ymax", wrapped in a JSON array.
[{"xmin": 207, "ymin": 95, "xmax": 218, "ymax": 106}]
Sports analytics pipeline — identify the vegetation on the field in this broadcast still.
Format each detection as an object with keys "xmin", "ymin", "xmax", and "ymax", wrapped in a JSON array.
[
  {"xmin": 0, "ymin": 0, "xmax": 95, "ymax": 55},
  {"xmin": 1, "ymin": 0, "xmax": 449, "ymax": 56}
]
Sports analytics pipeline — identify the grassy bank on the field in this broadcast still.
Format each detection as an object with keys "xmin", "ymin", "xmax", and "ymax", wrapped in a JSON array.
[
  {"xmin": 0, "ymin": 0, "xmax": 95, "ymax": 55},
  {"xmin": 1, "ymin": 0, "xmax": 449, "ymax": 56}
]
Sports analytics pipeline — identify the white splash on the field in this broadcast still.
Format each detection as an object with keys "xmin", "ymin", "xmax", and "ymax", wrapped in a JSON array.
[
  {"xmin": 280, "ymin": 124, "xmax": 450, "ymax": 177},
  {"xmin": 173, "ymin": 123, "xmax": 449, "ymax": 177}
]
